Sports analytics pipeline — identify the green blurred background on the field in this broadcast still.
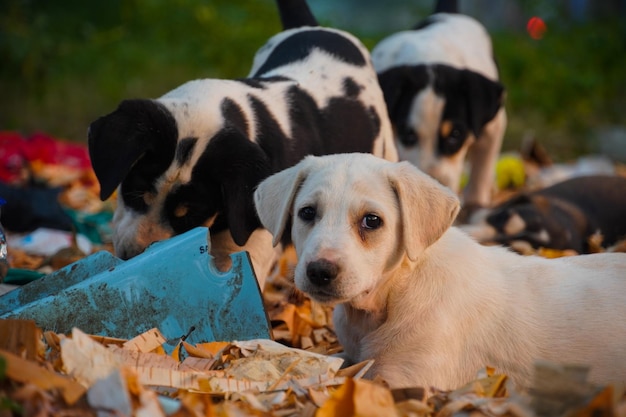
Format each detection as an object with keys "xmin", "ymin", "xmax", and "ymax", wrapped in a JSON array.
[{"xmin": 1, "ymin": 0, "xmax": 625, "ymax": 161}]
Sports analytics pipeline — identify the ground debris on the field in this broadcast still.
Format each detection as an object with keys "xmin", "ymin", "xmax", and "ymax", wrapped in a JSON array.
[
  {"xmin": 1, "ymin": 318, "xmax": 625, "ymax": 417},
  {"xmin": 2, "ymin": 141, "xmax": 626, "ymax": 415}
]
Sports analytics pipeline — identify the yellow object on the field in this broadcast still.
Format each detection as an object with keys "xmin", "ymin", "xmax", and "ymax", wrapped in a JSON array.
[{"xmin": 495, "ymin": 155, "xmax": 526, "ymax": 190}]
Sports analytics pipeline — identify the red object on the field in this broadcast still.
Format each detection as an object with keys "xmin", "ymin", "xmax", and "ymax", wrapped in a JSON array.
[
  {"xmin": 527, "ymin": 16, "xmax": 547, "ymax": 40},
  {"xmin": 0, "ymin": 131, "xmax": 91, "ymax": 184}
]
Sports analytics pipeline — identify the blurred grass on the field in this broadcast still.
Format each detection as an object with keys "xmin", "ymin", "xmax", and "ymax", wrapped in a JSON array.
[
  {"xmin": 492, "ymin": 18, "xmax": 626, "ymax": 159},
  {"xmin": 1, "ymin": 1, "xmax": 624, "ymax": 161}
]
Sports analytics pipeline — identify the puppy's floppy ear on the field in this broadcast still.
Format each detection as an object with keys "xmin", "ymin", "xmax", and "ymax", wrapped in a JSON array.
[
  {"xmin": 88, "ymin": 99, "xmax": 178, "ymax": 200},
  {"xmin": 389, "ymin": 162, "xmax": 460, "ymax": 261},
  {"xmin": 213, "ymin": 133, "xmax": 272, "ymax": 247},
  {"xmin": 377, "ymin": 65, "xmax": 429, "ymax": 123},
  {"xmin": 254, "ymin": 156, "xmax": 317, "ymax": 247},
  {"xmin": 460, "ymin": 69, "xmax": 505, "ymax": 138}
]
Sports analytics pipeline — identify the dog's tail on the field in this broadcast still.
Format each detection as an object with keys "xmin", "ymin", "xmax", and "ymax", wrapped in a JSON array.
[
  {"xmin": 434, "ymin": 0, "xmax": 458, "ymax": 13},
  {"xmin": 276, "ymin": 0, "xmax": 319, "ymax": 29}
]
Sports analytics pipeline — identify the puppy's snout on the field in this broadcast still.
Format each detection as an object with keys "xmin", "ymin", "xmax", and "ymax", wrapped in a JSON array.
[{"xmin": 306, "ymin": 259, "xmax": 339, "ymax": 286}]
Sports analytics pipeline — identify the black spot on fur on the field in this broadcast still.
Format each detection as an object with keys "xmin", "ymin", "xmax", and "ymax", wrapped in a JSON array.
[
  {"xmin": 321, "ymin": 96, "xmax": 380, "ymax": 153},
  {"xmin": 284, "ymin": 85, "xmax": 324, "ymax": 156},
  {"xmin": 221, "ymin": 98, "xmax": 249, "ymax": 137},
  {"xmin": 343, "ymin": 77, "xmax": 363, "ymax": 98},
  {"xmin": 175, "ymin": 137, "xmax": 198, "ymax": 165},
  {"xmin": 251, "ymin": 29, "xmax": 366, "ymax": 77},
  {"xmin": 248, "ymin": 94, "xmax": 294, "ymax": 170}
]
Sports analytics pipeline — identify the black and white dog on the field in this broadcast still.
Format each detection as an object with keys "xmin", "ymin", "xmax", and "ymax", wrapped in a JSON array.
[
  {"xmin": 462, "ymin": 175, "xmax": 626, "ymax": 254},
  {"xmin": 372, "ymin": 1, "xmax": 506, "ymax": 221},
  {"xmin": 88, "ymin": 0, "xmax": 397, "ymax": 288}
]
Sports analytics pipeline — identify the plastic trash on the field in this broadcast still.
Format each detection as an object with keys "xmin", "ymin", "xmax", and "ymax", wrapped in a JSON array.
[{"xmin": 0, "ymin": 227, "xmax": 271, "ymax": 348}]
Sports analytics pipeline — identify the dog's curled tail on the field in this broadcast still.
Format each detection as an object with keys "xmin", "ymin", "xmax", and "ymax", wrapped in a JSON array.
[
  {"xmin": 434, "ymin": 0, "xmax": 458, "ymax": 14},
  {"xmin": 276, "ymin": 0, "xmax": 319, "ymax": 29}
]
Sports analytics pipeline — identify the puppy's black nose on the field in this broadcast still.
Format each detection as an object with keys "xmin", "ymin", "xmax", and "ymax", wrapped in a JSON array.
[{"xmin": 306, "ymin": 259, "xmax": 339, "ymax": 286}]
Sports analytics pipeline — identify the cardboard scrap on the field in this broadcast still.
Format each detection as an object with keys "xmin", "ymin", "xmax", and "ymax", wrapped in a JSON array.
[
  {"xmin": 61, "ymin": 327, "xmax": 124, "ymax": 387},
  {"xmin": 57, "ymin": 327, "xmax": 346, "ymax": 395},
  {"xmin": 122, "ymin": 327, "xmax": 167, "ymax": 352},
  {"xmin": 0, "ymin": 318, "xmax": 42, "ymax": 360}
]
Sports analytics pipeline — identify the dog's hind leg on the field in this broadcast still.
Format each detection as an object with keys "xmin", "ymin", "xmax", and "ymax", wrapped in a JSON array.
[{"xmin": 276, "ymin": 0, "xmax": 319, "ymax": 29}]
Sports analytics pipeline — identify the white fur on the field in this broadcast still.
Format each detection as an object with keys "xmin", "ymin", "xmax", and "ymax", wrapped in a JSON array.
[
  {"xmin": 254, "ymin": 153, "xmax": 626, "ymax": 390},
  {"xmin": 372, "ymin": 14, "xmax": 497, "ymax": 78}
]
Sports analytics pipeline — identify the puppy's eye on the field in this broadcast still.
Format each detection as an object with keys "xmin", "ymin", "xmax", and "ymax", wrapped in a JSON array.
[
  {"xmin": 400, "ymin": 128, "xmax": 418, "ymax": 146},
  {"xmin": 439, "ymin": 123, "xmax": 467, "ymax": 156},
  {"xmin": 298, "ymin": 206, "xmax": 316, "ymax": 222},
  {"xmin": 361, "ymin": 214, "xmax": 382, "ymax": 230}
]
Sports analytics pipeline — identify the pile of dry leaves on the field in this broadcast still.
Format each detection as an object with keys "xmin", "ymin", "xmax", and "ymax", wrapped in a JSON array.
[
  {"xmin": 2, "ymin": 309, "xmax": 625, "ymax": 417},
  {"xmin": 2, "ymin": 254, "xmax": 626, "ymax": 416}
]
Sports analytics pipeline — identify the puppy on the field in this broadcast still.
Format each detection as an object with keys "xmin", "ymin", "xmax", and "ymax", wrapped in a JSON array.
[
  {"xmin": 372, "ymin": 2, "xmax": 506, "ymax": 219},
  {"xmin": 87, "ymin": 0, "xmax": 397, "ymax": 288},
  {"xmin": 254, "ymin": 153, "xmax": 626, "ymax": 390},
  {"xmin": 463, "ymin": 175, "xmax": 626, "ymax": 253}
]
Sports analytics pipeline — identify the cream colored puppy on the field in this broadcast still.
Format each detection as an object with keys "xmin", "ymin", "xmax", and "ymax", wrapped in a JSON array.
[{"xmin": 254, "ymin": 153, "xmax": 626, "ymax": 390}]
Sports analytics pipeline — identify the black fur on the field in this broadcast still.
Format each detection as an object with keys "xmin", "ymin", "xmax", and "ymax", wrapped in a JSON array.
[
  {"xmin": 434, "ymin": 0, "xmax": 457, "ymax": 14},
  {"xmin": 486, "ymin": 175, "xmax": 626, "ymax": 253},
  {"xmin": 251, "ymin": 29, "xmax": 367, "ymax": 77},
  {"xmin": 276, "ymin": 0, "xmax": 318, "ymax": 29},
  {"xmin": 175, "ymin": 137, "xmax": 198, "ymax": 166},
  {"xmin": 88, "ymin": 99, "xmax": 178, "ymax": 202}
]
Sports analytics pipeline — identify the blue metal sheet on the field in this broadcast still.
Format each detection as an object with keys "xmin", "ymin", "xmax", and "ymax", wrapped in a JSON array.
[{"xmin": 0, "ymin": 227, "xmax": 271, "ymax": 346}]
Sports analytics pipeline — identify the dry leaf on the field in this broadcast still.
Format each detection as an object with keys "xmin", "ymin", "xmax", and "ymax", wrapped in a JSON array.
[
  {"xmin": 0, "ymin": 348, "xmax": 86, "ymax": 405},
  {"xmin": 537, "ymin": 247, "xmax": 578, "ymax": 258},
  {"xmin": 317, "ymin": 378, "xmax": 398, "ymax": 417},
  {"xmin": 196, "ymin": 342, "xmax": 230, "ymax": 358}
]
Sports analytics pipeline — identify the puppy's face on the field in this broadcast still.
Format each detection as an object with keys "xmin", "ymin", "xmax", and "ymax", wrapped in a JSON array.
[
  {"xmin": 88, "ymin": 98, "xmax": 269, "ymax": 259},
  {"xmin": 254, "ymin": 153, "xmax": 460, "ymax": 307},
  {"xmin": 377, "ymin": 64, "xmax": 504, "ymax": 193},
  {"xmin": 290, "ymin": 160, "xmax": 403, "ymax": 304}
]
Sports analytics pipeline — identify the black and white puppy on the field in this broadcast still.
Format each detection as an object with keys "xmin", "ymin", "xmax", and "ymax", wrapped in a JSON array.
[
  {"xmin": 462, "ymin": 175, "xmax": 626, "ymax": 254},
  {"xmin": 372, "ymin": 2, "xmax": 506, "ymax": 219},
  {"xmin": 87, "ymin": 0, "xmax": 397, "ymax": 288}
]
